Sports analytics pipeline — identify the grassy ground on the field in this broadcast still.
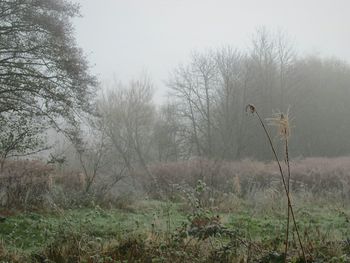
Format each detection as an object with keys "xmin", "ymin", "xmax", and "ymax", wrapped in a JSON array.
[
  {"xmin": 0, "ymin": 201, "xmax": 185, "ymax": 253},
  {"xmin": 1, "ymin": 199, "xmax": 350, "ymax": 262}
]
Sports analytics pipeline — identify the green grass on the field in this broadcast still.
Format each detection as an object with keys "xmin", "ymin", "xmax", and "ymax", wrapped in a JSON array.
[
  {"xmin": 0, "ymin": 201, "xmax": 186, "ymax": 254},
  {"xmin": 225, "ymin": 205, "xmax": 350, "ymax": 242},
  {"xmin": 1, "ymin": 200, "xmax": 350, "ymax": 262}
]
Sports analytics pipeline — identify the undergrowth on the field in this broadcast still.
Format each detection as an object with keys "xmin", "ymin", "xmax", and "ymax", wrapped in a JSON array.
[{"xmin": 1, "ymin": 181, "xmax": 350, "ymax": 262}]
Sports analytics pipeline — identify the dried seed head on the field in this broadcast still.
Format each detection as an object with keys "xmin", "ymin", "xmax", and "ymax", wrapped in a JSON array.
[
  {"xmin": 267, "ymin": 110, "xmax": 292, "ymax": 139},
  {"xmin": 246, "ymin": 104, "xmax": 256, "ymax": 114}
]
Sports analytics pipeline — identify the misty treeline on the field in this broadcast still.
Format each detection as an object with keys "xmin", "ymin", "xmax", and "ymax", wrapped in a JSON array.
[
  {"xmin": 93, "ymin": 29, "xmax": 350, "ymax": 170},
  {"xmin": 63, "ymin": 28, "xmax": 350, "ymax": 197},
  {"xmin": 2, "ymin": 0, "xmax": 350, "ymax": 203}
]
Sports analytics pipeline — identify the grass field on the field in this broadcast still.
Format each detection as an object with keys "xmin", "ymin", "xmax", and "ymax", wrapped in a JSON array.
[{"xmin": 1, "ymin": 198, "xmax": 350, "ymax": 262}]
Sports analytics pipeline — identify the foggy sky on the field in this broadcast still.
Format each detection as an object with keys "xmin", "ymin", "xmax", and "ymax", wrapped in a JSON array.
[{"xmin": 73, "ymin": 0, "xmax": 350, "ymax": 102}]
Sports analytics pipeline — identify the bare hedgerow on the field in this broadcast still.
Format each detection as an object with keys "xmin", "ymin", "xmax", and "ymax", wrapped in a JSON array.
[
  {"xmin": 137, "ymin": 156, "xmax": 350, "ymax": 205},
  {"xmin": 0, "ymin": 160, "xmax": 53, "ymax": 209}
]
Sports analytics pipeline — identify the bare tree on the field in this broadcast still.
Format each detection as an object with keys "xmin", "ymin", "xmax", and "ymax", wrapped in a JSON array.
[
  {"xmin": 214, "ymin": 47, "xmax": 247, "ymax": 159},
  {"xmin": 0, "ymin": 0, "xmax": 96, "ymax": 165},
  {"xmin": 153, "ymin": 102, "xmax": 186, "ymax": 162},
  {"xmin": 276, "ymin": 30, "xmax": 296, "ymax": 108},
  {"xmin": 99, "ymin": 76, "xmax": 158, "ymax": 187},
  {"xmin": 168, "ymin": 51, "xmax": 217, "ymax": 158}
]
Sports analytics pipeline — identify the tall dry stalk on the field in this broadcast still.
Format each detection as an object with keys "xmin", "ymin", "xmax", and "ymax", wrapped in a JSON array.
[
  {"xmin": 246, "ymin": 104, "xmax": 306, "ymax": 262},
  {"xmin": 285, "ymin": 137, "xmax": 291, "ymax": 262},
  {"xmin": 267, "ymin": 111, "xmax": 292, "ymax": 262}
]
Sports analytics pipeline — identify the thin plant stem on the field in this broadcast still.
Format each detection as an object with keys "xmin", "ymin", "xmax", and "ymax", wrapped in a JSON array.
[
  {"xmin": 254, "ymin": 110, "xmax": 307, "ymax": 262},
  {"xmin": 284, "ymin": 137, "xmax": 291, "ymax": 263}
]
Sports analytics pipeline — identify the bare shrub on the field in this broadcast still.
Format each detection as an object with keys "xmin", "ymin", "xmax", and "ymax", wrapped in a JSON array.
[
  {"xmin": 0, "ymin": 160, "xmax": 53, "ymax": 209},
  {"xmin": 54, "ymin": 171, "xmax": 86, "ymax": 192},
  {"xmin": 138, "ymin": 157, "xmax": 350, "ymax": 203}
]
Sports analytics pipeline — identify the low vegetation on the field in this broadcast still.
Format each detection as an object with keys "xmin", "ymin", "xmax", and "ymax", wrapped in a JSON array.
[{"xmin": 1, "ymin": 158, "xmax": 350, "ymax": 262}]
